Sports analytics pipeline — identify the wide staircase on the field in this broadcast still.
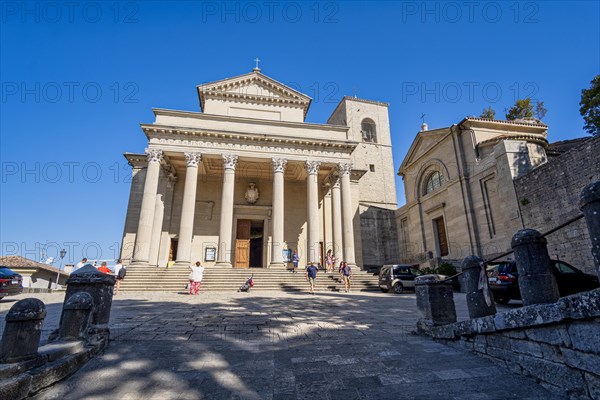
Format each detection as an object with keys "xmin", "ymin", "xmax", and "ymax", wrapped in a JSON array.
[{"xmin": 119, "ymin": 265, "xmax": 380, "ymax": 293}]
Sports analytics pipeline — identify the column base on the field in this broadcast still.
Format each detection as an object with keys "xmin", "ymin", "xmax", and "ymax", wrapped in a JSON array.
[
  {"xmin": 214, "ymin": 262, "xmax": 232, "ymax": 268},
  {"xmin": 130, "ymin": 260, "xmax": 149, "ymax": 266},
  {"xmin": 174, "ymin": 260, "xmax": 191, "ymax": 267},
  {"xmin": 268, "ymin": 262, "xmax": 286, "ymax": 269}
]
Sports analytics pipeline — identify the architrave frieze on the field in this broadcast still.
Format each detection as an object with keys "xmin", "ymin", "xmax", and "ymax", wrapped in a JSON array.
[{"xmin": 143, "ymin": 127, "xmax": 356, "ymax": 161}]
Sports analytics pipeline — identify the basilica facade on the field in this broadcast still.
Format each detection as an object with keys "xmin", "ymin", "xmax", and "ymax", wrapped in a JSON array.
[{"xmin": 120, "ymin": 68, "xmax": 398, "ymax": 270}]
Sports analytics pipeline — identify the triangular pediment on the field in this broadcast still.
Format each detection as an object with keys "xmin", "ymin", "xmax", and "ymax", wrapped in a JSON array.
[
  {"xmin": 197, "ymin": 71, "xmax": 312, "ymax": 117},
  {"xmin": 399, "ymin": 128, "xmax": 451, "ymax": 175}
]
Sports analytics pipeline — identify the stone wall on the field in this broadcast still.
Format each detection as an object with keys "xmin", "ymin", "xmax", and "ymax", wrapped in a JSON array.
[
  {"xmin": 428, "ymin": 289, "xmax": 600, "ymax": 399},
  {"xmin": 514, "ymin": 135, "xmax": 600, "ymax": 275},
  {"xmin": 359, "ymin": 205, "xmax": 400, "ymax": 270}
]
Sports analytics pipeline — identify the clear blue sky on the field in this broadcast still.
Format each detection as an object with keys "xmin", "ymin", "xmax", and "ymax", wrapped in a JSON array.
[{"xmin": 1, "ymin": 1, "xmax": 598, "ymax": 264}]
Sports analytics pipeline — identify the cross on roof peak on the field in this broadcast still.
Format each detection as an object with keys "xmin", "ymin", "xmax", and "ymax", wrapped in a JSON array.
[{"xmin": 253, "ymin": 57, "xmax": 261, "ymax": 72}]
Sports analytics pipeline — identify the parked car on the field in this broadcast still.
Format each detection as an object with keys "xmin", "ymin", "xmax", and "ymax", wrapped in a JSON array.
[
  {"xmin": 487, "ymin": 260, "xmax": 599, "ymax": 304},
  {"xmin": 379, "ymin": 264, "xmax": 423, "ymax": 294},
  {"xmin": 0, "ymin": 266, "xmax": 23, "ymax": 300}
]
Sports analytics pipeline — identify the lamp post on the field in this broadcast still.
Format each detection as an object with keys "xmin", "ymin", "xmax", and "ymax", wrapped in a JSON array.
[{"xmin": 55, "ymin": 249, "xmax": 66, "ymax": 289}]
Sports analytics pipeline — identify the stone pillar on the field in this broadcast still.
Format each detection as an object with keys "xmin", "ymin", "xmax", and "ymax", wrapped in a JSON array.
[
  {"xmin": 58, "ymin": 292, "xmax": 94, "ymax": 340},
  {"xmin": 0, "ymin": 298, "xmax": 46, "ymax": 363},
  {"xmin": 158, "ymin": 170, "xmax": 177, "ymax": 267},
  {"xmin": 132, "ymin": 149, "xmax": 163, "ymax": 265},
  {"xmin": 580, "ymin": 180, "xmax": 600, "ymax": 280},
  {"xmin": 306, "ymin": 160, "xmax": 321, "ymax": 264},
  {"xmin": 60, "ymin": 265, "xmax": 116, "ymax": 334},
  {"xmin": 461, "ymin": 255, "xmax": 496, "ymax": 318},
  {"xmin": 175, "ymin": 152, "xmax": 202, "ymax": 266},
  {"xmin": 331, "ymin": 175, "xmax": 344, "ymax": 261},
  {"xmin": 216, "ymin": 154, "xmax": 238, "ymax": 267},
  {"xmin": 415, "ymin": 275, "xmax": 456, "ymax": 334},
  {"xmin": 270, "ymin": 158, "xmax": 287, "ymax": 268},
  {"xmin": 511, "ymin": 229, "xmax": 559, "ymax": 305},
  {"xmin": 148, "ymin": 171, "xmax": 166, "ymax": 267},
  {"xmin": 338, "ymin": 163, "xmax": 356, "ymax": 267}
]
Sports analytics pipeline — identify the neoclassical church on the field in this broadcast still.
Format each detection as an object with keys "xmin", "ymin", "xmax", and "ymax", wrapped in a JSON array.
[{"xmin": 120, "ymin": 67, "xmax": 399, "ymax": 270}]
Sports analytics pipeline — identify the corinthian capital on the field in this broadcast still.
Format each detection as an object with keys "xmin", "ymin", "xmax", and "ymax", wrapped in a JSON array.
[
  {"xmin": 146, "ymin": 149, "xmax": 164, "ymax": 164},
  {"xmin": 185, "ymin": 152, "xmax": 202, "ymax": 168},
  {"xmin": 305, "ymin": 160, "xmax": 321, "ymax": 175},
  {"xmin": 271, "ymin": 158, "xmax": 288, "ymax": 173},
  {"xmin": 337, "ymin": 162, "xmax": 353, "ymax": 176},
  {"xmin": 222, "ymin": 154, "xmax": 239, "ymax": 170}
]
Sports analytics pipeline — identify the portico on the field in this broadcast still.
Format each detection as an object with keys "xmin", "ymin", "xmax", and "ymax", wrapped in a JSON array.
[{"xmin": 121, "ymin": 68, "xmax": 399, "ymax": 271}]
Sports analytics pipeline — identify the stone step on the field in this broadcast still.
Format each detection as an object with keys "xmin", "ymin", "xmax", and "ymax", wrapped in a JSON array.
[{"xmin": 119, "ymin": 266, "xmax": 379, "ymax": 293}]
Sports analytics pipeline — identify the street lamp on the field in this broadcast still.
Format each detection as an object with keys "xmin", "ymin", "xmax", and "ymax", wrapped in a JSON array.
[{"xmin": 55, "ymin": 249, "xmax": 67, "ymax": 289}]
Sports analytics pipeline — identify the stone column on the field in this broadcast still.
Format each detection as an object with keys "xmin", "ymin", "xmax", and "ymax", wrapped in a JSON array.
[
  {"xmin": 306, "ymin": 161, "xmax": 321, "ymax": 264},
  {"xmin": 580, "ymin": 180, "xmax": 600, "ymax": 280},
  {"xmin": 0, "ymin": 298, "xmax": 46, "ymax": 363},
  {"xmin": 216, "ymin": 154, "xmax": 238, "ymax": 267},
  {"xmin": 331, "ymin": 175, "xmax": 344, "ymax": 262},
  {"xmin": 415, "ymin": 275, "xmax": 457, "ymax": 334},
  {"xmin": 270, "ymin": 158, "xmax": 287, "ymax": 268},
  {"xmin": 511, "ymin": 229, "xmax": 559, "ymax": 305},
  {"xmin": 131, "ymin": 149, "xmax": 163, "ymax": 265},
  {"xmin": 175, "ymin": 152, "xmax": 202, "ymax": 266},
  {"xmin": 338, "ymin": 163, "xmax": 356, "ymax": 267},
  {"xmin": 148, "ymin": 170, "xmax": 166, "ymax": 267},
  {"xmin": 158, "ymin": 170, "xmax": 177, "ymax": 267},
  {"xmin": 461, "ymin": 255, "xmax": 496, "ymax": 318}
]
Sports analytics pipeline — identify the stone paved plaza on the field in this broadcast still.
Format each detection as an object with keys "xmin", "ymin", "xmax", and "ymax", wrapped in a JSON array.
[{"xmin": 1, "ymin": 290, "xmax": 564, "ymax": 399}]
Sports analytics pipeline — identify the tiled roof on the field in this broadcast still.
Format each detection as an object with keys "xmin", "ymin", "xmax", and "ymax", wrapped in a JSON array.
[{"xmin": 0, "ymin": 255, "xmax": 70, "ymax": 276}]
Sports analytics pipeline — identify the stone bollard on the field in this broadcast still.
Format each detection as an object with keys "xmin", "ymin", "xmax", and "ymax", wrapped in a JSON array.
[
  {"xmin": 0, "ymin": 298, "xmax": 46, "ymax": 363},
  {"xmin": 415, "ymin": 274, "xmax": 456, "ymax": 333},
  {"xmin": 511, "ymin": 229, "xmax": 559, "ymax": 305},
  {"xmin": 461, "ymin": 256, "xmax": 496, "ymax": 318},
  {"xmin": 59, "ymin": 292, "xmax": 94, "ymax": 340},
  {"xmin": 59, "ymin": 264, "xmax": 115, "ymax": 338},
  {"xmin": 580, "ymin": 180, "xmax": 600, "ymax": 281}
]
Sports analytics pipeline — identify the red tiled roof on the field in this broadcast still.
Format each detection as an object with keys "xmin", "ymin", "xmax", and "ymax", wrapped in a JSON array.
[{"xmin": 0, "ymin": 255, "xmax": 70, "ymax": 276}]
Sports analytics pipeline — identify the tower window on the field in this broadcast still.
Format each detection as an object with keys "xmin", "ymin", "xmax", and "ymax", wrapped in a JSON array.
[
  {"xmin": 361, "ymin": 118, "xmax": 377, "ymax": 143},
  {"xmin": 369, "ymin": 164, "xmax": 375, "ymax": 172}
]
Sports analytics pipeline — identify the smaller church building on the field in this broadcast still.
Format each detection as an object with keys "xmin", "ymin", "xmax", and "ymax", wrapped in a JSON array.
[
  {"xmin": 397, "ymin": 117, "xmax": 549, "ymax": 266},
  {"xmin": 120, "ymin": 68, "xmax": 399, "ymax": 270}
]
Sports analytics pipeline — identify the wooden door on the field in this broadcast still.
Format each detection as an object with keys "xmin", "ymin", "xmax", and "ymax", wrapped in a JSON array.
[
  {"xmin": 434, "ymin": 217, "xmax": 449, "ymax": 256},
  {"xmin": 235, "ymin": 220, "xmax": 251, "ymax": 268}
]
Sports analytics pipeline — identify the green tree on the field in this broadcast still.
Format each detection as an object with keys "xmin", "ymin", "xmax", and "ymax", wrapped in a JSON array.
[
  {"xmin": 580, "ymin": 75, "xmax": 600, "ymax": 136},
  {"xmin": 505, "ymin": 98, "xmax": 534, "ymax": 120},
  {"xmin": 479, "ymin": 106, "xmax": 496, "ymax": 119}
]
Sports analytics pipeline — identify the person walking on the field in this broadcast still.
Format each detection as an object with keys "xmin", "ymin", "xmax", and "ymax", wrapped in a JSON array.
[
  {"xmin": 341, "ymin": 262, "xmax": 352, "ymax": 292},
  {"xmin": 73, "ymin": 258, "xmax": 87, "ymax": 273},
  {"xmin": 114, "ymin": 259, "xmax": 125, "ymax": 295},
  {"xmin": 98, "ymin": 262, "xmax": 111, "ymax": 274},
  {"xmin": 306, "ymin": 262, "xmax": 318, "ymax": 294},
  {"xmin": 325, "ymin": 250, "xmax": 335, "ymax": 273},
  {"xmin": 291, "ymin": 250, "xmax": 300, "ymax": 273},
  {"xmin": 188, "ymin": 261, "xmax": 205, "ymax": 296}
]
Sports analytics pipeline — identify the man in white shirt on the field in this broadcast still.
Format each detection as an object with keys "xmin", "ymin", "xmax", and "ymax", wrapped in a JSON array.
[
  {"xmin": 73, "ymin": 258, "xmax": 88, "ymax": 273},
  {"xmin": 114, "ymin": 259, "xmax": 125, "ymax": 294}
]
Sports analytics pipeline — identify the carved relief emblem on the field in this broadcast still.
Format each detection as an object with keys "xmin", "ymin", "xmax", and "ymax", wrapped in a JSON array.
[{"xmin": 245, "ymin": 182, "xmax": 260, "ymax": 204}]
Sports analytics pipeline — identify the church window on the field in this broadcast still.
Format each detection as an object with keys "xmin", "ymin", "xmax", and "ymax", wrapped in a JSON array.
[
  {"xmin": 369, "ymin": 164, "xmax": 375, "ymax": 172},
  {"xmin": 425, "ymin": 171, "xmax": 445, "ymax": 194},
  {"xmin": 361, "ymin": 118, "xmax": 377, "ymax": 143}
]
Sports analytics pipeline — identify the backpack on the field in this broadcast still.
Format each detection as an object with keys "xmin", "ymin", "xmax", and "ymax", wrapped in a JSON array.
[{"xmin": 118, "ymin": 267, "xmax": 127, "ymax": 279}]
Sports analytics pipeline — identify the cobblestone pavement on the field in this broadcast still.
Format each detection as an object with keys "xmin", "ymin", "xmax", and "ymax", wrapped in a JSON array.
[{"xmin": 1, "ymin": 290, "xmax": 562, "ymax": 400}]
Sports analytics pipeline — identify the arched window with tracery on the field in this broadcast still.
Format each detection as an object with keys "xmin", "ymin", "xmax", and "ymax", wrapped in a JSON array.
[
  {"xmin": 424, "ymin": 171, "xmax": 445, "ymax": 195},
  {"xmin": 361, "ymin": 118, "xmax": 377, "ymax": 143}
]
